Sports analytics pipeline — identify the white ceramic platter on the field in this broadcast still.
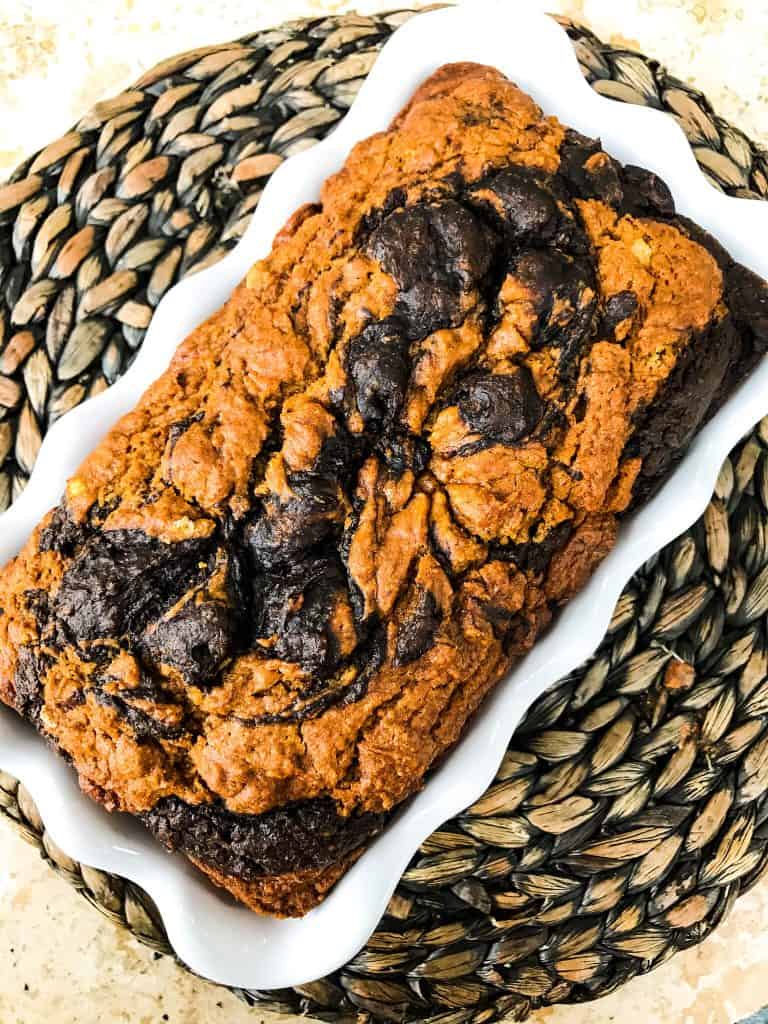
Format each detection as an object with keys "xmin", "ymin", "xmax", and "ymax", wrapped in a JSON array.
[{"xmin": 2, "ymin": 0, "xmax": 768, "ymax": 990}]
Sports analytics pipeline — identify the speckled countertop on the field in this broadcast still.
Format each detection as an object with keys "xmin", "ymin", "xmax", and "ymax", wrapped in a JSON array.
[{"xmin": 1, "ymin": 1, "xmax": 768, "ymax": 1022}]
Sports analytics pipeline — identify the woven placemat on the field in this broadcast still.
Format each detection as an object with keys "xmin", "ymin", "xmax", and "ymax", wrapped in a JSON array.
[{"xmin": 1, "ymin": 8, "xmax": 768, "ymax": 1022}]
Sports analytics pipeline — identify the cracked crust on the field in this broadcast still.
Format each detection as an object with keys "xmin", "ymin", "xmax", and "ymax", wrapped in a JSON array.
[{"xmin": 1, "ymin": 62, "xmax": 767, "ymax": 916}]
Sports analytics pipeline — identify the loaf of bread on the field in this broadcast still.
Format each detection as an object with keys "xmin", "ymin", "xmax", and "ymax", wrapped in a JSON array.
[{"xmin": 1, "ymin": 63, "xmax": 767, "ymax": 917}]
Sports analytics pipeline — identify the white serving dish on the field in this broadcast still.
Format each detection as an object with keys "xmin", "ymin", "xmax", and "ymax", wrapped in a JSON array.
[{"xmin": 1, "ymin": 0, "xmax": 768, "ymax": 991}]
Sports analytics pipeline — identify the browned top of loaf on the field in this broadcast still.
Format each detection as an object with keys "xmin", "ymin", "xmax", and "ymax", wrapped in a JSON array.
[{"xmin": 0, "ymin": 64, "xmax": 730, "ymax": 822}]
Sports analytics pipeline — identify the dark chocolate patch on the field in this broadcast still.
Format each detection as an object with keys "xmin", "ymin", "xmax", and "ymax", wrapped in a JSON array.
[
  {"xmin": 343, "ymin": 622, "xmax": 387, "ymax": 704},
  {"xmin": 312, "ymin": 421, "xmax": 364, "ymax": 484},
  {"xmin": 38, "ymin": 506, "xmax": 87, "ymax": 557},
  {"xmin": 455, "ymin": 367, "xmax": 545, "ymax": 447},
  {"xmin": 559, "ymin": 129, "xmax": 623, "ymax": 207},
  {"xmin": 344, "ymin": 319, "xmax": 410, "ymax": 429},
  {"xmin": 513, "ymin": 248, "xmax": 597, "ymax": 376},
  {"xmin": 245, "ymin": 474, "xmax": 345, "ymax": 571},
  {"xmin": 375, "ymin": 428, "xmax": 431, "ymax": 477},
  {"xmin": 469, "ymin": 166, "xmax": 560, "ymax": 238},
  {"xmin": 354, "ymin": 185, "xmax": 408, "ymax": 243},
  {"xmin": 468, "ymin": 165, "xmax": 588, "ymax": 254},
  {"xmin": 242, "ymin": 624, "xmax": 387, "ymax": 725},
  {"xmin": 253, "ymin": 556, "xmax": 355, "ymax": 677},
  {"xmin": 394, "ymin": 588, "xmax": 442, "ymax": 667},
  {"xmin": 621, "ymin": 164, "xmax": 675, "ymax": 218},
  {"xmin": 12, "ymin": 646, "xmax": 45, "ymax": 723},
  {"xmin": 602, "ymin": 290, "xmax": 638, "ymax": 337},
  {"xmin": 626, "ymin": 319, "xmax": 738, "ymax": 503},
  {"xmin": 141, "ymin": 795, "xmax": 386, "ymax": 880},
  {"xmin": 23, "ymin": 588, "xmax": 49, "ymax": 622},
  {"xmin": 365, "ymin": 200, "xmax": 496, "ymax": 338},
  {"xmin": 140, "ymin": 600, "xmax": 236, "ymax": 687},
  {"xmin": 53, "ymin": 530, "xmax": 212, "ymax": 644},
  {"xmin": 489, "ymin": 519, "xmax": 574, "ymax": 576}
]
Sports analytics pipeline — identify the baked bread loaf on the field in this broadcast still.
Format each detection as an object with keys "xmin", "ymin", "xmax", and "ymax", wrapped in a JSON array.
[{"xmin": 1, "ymin": 63, "xmax": 767, "ymax": 918}]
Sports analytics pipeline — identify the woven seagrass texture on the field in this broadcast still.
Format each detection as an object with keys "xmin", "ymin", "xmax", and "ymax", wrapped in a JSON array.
[{"xmin": 1, "ymin": 9, "xmax": 768, "ymax": 1023}]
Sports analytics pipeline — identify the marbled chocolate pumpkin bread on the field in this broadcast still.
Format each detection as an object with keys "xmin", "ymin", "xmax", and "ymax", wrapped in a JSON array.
[{"xmin": 1, "ymin": 63, "xmax": 767, "ymax": 917}]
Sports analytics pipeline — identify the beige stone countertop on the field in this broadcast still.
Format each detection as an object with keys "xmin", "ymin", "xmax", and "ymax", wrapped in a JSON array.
[{"xmin": 1, "ymin": 1, "xmax": 768, "ymax": 1022}]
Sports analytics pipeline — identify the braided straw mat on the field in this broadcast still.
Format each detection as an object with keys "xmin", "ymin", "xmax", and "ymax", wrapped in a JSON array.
[{"xmin": 1, "ymin": 8, "xmax": 768, "ymax": 1022}]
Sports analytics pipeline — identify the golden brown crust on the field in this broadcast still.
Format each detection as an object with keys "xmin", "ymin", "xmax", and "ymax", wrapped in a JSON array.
[{"xmin": 188, "ymin": 853, "xmax": 358, "ymax": 919}]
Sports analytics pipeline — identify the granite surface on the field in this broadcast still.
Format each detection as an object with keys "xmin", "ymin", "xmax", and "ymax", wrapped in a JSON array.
[{"xmin": 1, "ymin": 0, "xmax": 768, "ymax": 1022}]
